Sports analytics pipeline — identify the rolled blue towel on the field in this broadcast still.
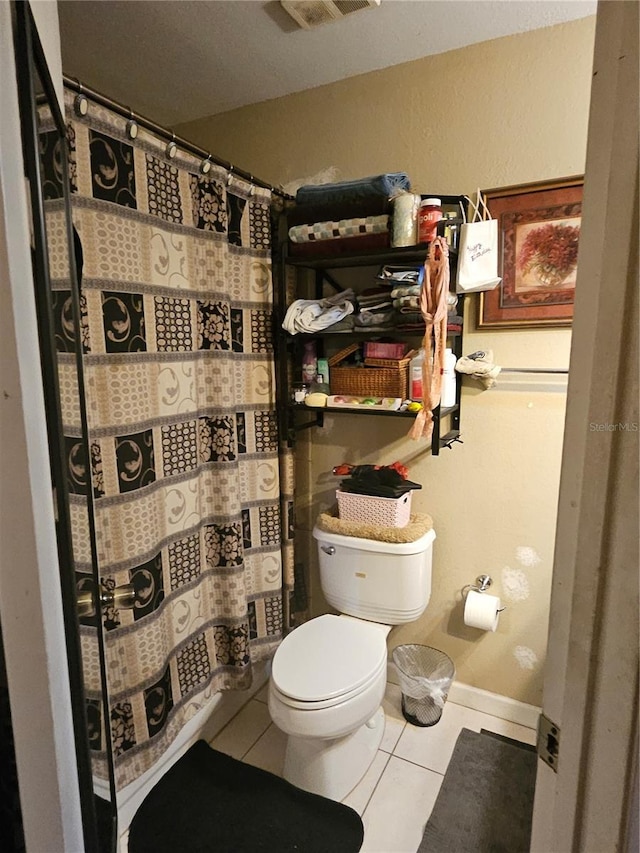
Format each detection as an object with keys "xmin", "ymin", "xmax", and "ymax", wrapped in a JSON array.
[{"xmin": 296, "ymin": 173, "xmax": 411, "ymax": 206}]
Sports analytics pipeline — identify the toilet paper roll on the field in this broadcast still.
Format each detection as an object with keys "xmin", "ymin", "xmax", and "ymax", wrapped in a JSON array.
[
  {"xmin": 392, "ymin": 193, "xmax": 420, "ymax": 247},
  {"xmin": 464, "ymin": 590, "xmax": 501, "ymax": 632}
]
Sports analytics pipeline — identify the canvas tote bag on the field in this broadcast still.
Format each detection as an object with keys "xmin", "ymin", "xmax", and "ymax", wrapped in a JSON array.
[{"xmin": 456, "ymin": 190, "xmax": 502, "ymax": 294}]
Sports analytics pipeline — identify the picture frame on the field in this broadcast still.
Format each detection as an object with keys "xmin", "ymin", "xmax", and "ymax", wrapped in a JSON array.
[{"xmin": 478, "ymin": 176, "xmax": 583, "ymax": 328}]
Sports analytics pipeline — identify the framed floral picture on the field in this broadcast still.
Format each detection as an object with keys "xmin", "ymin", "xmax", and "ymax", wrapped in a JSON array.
[{"xmin": 478, "ymin": 176, "xmax": 583, "ymax": 328}]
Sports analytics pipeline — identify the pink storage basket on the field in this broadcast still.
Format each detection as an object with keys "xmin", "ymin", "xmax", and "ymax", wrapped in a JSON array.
[
  {"xmin": 336, "ymin": 489, "xmax": 412, "ymax": 528},
  {"xmin": 363, "ymin": 341, "xmax": 407, "ymax": 360}
]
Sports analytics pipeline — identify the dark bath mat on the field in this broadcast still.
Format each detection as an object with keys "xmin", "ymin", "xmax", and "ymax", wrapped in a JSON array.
[
  {"xmin": 479, "ymin": 727, "xmax": 538, "ymax": 753},
  {"xmin": 128, "ymin": 740, "xmax": 364, "ymax": 853},
  {"xmin": 418, "ymin": 727, "xmax": 537, "ymax": 853}
]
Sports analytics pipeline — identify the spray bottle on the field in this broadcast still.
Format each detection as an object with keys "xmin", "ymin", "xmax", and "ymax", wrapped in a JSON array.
[{"xmin": 409, "ymin": 349, "xmax": 425, "ymax": 401}]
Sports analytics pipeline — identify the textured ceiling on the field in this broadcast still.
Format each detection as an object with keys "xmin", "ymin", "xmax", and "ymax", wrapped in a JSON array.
[{"xmin": 58, "ymin": 0, "xmax": 596, "ymax": 127}]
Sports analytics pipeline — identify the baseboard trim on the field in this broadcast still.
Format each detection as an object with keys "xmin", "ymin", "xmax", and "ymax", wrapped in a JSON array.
[{"xmin": 387, "ymin": 663, "xmax": 540, "ymax": 730}]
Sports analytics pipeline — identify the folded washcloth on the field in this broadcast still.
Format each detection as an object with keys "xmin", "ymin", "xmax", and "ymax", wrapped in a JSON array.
[
  {"xmin": 282, "ymin": 289, "xmax": 356, "ymax": 334},
  {"xmin": 296, "ymin": 173, "xmax": 410, "ymax": 206},
  {"xmin": 456, "ymin": 349, "xmax": 502, "ymax": 389}
]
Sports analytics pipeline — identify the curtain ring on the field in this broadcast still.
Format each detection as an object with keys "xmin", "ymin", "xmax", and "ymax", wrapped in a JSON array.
[
  {"xmin": 126, "ymin": 108, "xmax": 138, "ymax": 140},
  {"xmin": 166, "ymin": 133, "xmax": 177, "ymax": 159},
  {"xmin": 226, "ymin": 166, "xmax": 234, "ymax": 187},
  {"xmin": 74, "ymin": 80, "xmax": 88, "ymax": 117},
  {"xmin": 200, "ymin": 155, "xmax": 212, "ymax": 175},
  {"xmin": 248, "ymin": 176, "xmax": 255, "ymax": 197}
]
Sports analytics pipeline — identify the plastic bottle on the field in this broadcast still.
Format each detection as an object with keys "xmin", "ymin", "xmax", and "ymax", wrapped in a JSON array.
[
  {"xmin": 409, "ymin": 349, "xmax": 425, "ymax": 401},
  {"xmin": 302, "ymin": 341, "xmax": 317, "ymax": 384},
  {"xmin": 418, "ymin": 198, "xmax": 443, "ymax": 244},
  {"xmin": 441, "ymin": 348, "xmax": 457, "ymax": 408}
]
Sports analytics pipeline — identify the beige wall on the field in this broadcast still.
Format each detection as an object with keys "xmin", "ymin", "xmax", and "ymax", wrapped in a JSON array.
[{"xmin": 178, "ymin": 17, "xmax": 596, "ymax": 706}]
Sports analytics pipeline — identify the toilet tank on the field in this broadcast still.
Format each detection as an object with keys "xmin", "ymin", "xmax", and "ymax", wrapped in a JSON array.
[{"xmin": 312, "ymin": 526, "xmax": 436, "ymax": 624}]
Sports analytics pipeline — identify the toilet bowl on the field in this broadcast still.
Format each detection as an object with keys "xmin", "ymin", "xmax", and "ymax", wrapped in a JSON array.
[
  {"xmin": 269, "ymin": 525, "xmax": 436, "ymax": 801},
  {"xmin": 268, "ymin": 614, "xmax": 389, "ymax": 800}
]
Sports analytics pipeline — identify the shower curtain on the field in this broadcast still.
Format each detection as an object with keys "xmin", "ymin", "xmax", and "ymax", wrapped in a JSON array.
[{"xmin": 49, "ymin": 91, "xmax": 294, "ymax": 789}]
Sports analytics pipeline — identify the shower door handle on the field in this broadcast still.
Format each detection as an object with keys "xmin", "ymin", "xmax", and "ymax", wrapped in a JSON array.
[
  {"xmin": 77, "ymin": 582, "xmax": 137, "ymax": 617},
  {"xmin": 100, "ymin": 582, "xmax": 136, "ymax": 610}
]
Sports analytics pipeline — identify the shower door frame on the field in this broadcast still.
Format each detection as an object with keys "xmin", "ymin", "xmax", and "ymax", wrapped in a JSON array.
[{"xmin": 11, "ymin": 1, "xmax": 118, "ymax": 850}]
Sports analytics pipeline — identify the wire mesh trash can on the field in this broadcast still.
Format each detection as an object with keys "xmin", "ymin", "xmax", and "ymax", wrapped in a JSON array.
[{"xmin": 392, "ymin": 645, "xmax": 455, "ymax": 727}]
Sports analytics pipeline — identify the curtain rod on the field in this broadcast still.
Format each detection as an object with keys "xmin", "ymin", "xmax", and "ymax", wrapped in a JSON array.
[{"xmin": 63, "ymin": 75, "xmax": 293, "ymax": 199}]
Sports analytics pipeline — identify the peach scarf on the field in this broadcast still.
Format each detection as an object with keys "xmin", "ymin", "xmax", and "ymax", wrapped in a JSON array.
[{"xmin": 408, "ymin": 237, "xmax": 450, "ymax": 441}]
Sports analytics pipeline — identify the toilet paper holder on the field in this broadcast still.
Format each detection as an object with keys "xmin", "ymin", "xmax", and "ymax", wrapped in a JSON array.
[{"xmin": 462, "ymin": 575, "xmax": 506, "ymax": 611}]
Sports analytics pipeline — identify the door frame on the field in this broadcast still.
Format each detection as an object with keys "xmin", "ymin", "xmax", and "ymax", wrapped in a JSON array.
[
  {"xmin": 0, "ymin": 1, "xmax": 85, "ymax": 850},
  {"xmin": 531, "ymin": 2, "xmax": 639, "ymax": 850}
]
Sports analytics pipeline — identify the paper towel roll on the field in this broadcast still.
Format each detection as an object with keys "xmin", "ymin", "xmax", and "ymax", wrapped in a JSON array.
[
  {"xmin": 392, "ymin": 193, "xmax": 420, "ymax": 247},
  {"xmin": 464, "ymin": 590, "xmax": 501, "ymax": 631}
]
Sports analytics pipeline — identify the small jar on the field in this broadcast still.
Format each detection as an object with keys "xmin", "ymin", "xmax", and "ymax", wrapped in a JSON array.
[
  {"xmin": 418, "ymin": 198, "xmax": 443, "ymax": 244},
  {"xmin": 291, "ymin": 383, "xmax": 309, "ymax": 404}
]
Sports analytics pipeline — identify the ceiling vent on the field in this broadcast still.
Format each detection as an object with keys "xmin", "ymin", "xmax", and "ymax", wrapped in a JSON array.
[{"xmin": 280, "ymin": 0, "xmax": 381, "ymax": 30}]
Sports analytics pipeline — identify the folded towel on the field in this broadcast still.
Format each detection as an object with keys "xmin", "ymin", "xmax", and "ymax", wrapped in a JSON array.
[
  {"xmin": 358, "ymin": 301, "xmax": 394, "ymax": 314},
  {"xmin": 377, "ymin": 266, "xmax": 423, "ymax": 283},
  {"xmin": 316, "ymin": 510, "xmax": 433, "ymax": 544},
  {"xmin": 289, "ymin": 215, "xmax": 389, "ymax": 244},
  {"xmin": 282, "ymin": 289, "xmax": 356, "ymax": 335},
  {"xmin": 393, "ymin": 295, "xmax": 420, "ymax": 311},
  {"xmin": 296, "ymin": 173, "xmax": 410, "ymax": 206},
  {"xmin": 391, "ymin": 284, "xmax": 422, "ymax": 298},
  {"xmin": 325, "ymin": 316, "xmax": 355, "ymax": 332},
  {"xmin": 358, "ymin": 287, "xmax": 392, "ymax": 302},
  {"xmin": 395, "ymin": 311, "xmax": 422, "ymax": 324},
  {"xmin": 354, "ymin": 310, "xmax": 396, "ymax": 327}
]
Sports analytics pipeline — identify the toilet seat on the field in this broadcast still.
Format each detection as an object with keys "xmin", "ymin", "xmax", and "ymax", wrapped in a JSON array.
[{"xmin": 272, "ymin": 614, "xmax": 387, "ymax": 706}]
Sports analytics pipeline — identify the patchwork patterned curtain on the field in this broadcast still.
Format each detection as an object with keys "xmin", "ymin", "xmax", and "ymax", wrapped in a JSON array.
[{"xmin": 51, "ymin": 91, "xmax": 294, "ymax": 789}]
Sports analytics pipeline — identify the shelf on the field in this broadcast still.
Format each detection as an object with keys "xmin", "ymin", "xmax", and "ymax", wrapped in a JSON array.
[
  {"xmin": 275, "ymin": 196, "xmax": 466, "ymax": 456},
  {"xmin": 285, "ymin": 244, "xmax": 457, "ymax": 270},
  {"xmin": 291, "ymin": 403, "xmax": 459, "ymax": 422},
  {"xmin": 279, "ymin": 328, "xmax": 462, "ymax": 341}
]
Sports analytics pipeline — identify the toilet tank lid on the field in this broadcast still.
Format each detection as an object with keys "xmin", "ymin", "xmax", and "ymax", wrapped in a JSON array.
[
  {"xmin": 312, "ymin": 525, "xmax": 435, "ymax": 555},
  {"xmin": 272, "ymin": 614, "xmax": 387, "ymax": 703}
]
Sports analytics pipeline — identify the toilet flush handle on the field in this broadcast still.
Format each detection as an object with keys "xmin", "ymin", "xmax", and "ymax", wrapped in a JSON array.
[{"xmin": 321, "ymin": 545, "xmax": 336, "ymax": 556}]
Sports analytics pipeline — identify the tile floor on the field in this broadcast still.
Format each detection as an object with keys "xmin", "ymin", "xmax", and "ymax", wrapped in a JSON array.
[{"xmin": 208, "ymin": 680, "xmax": 537, "ymax": 853}]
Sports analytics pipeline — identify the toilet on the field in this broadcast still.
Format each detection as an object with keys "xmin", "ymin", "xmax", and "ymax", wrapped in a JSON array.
[{"xmin": 268, "ymin": 524, "xmax": 436, "ymax": 801}]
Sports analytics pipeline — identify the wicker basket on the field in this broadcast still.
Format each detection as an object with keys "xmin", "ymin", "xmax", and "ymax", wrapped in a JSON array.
[
  {"xmin": 330, "ymin": 366, "xmax": 408, "ymax": 398},
  {"xmin": 336, "ymin": 489, "xmax": 412, "ymax": 528},
  {"xmin": 363, "ymin": 350, "xmax": 416, "ymax": 369},
  {"xmin": 328, "ymin": 343, "xmax": 409, "ymax": 398}
]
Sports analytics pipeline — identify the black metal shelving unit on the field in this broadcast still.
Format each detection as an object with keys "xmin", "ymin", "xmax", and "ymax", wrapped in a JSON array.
[{"xmin": 273, "ymin": 196, "xmax": 466, "ymax": 456}]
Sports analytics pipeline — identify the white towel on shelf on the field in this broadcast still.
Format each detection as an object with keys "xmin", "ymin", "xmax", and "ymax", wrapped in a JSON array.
[{"xmin": 282, "ymin": 289, "xmax": 356, "ymax": 334}]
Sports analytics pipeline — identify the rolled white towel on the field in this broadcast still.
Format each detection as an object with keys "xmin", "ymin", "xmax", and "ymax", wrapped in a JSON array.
[
  {"xmin": 282, "ymin": 289, "xmax": 356, "ymax": 334},
  {"xmin": 455, "ymin": 349, "xmax": 501, "ymax": 389}
]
